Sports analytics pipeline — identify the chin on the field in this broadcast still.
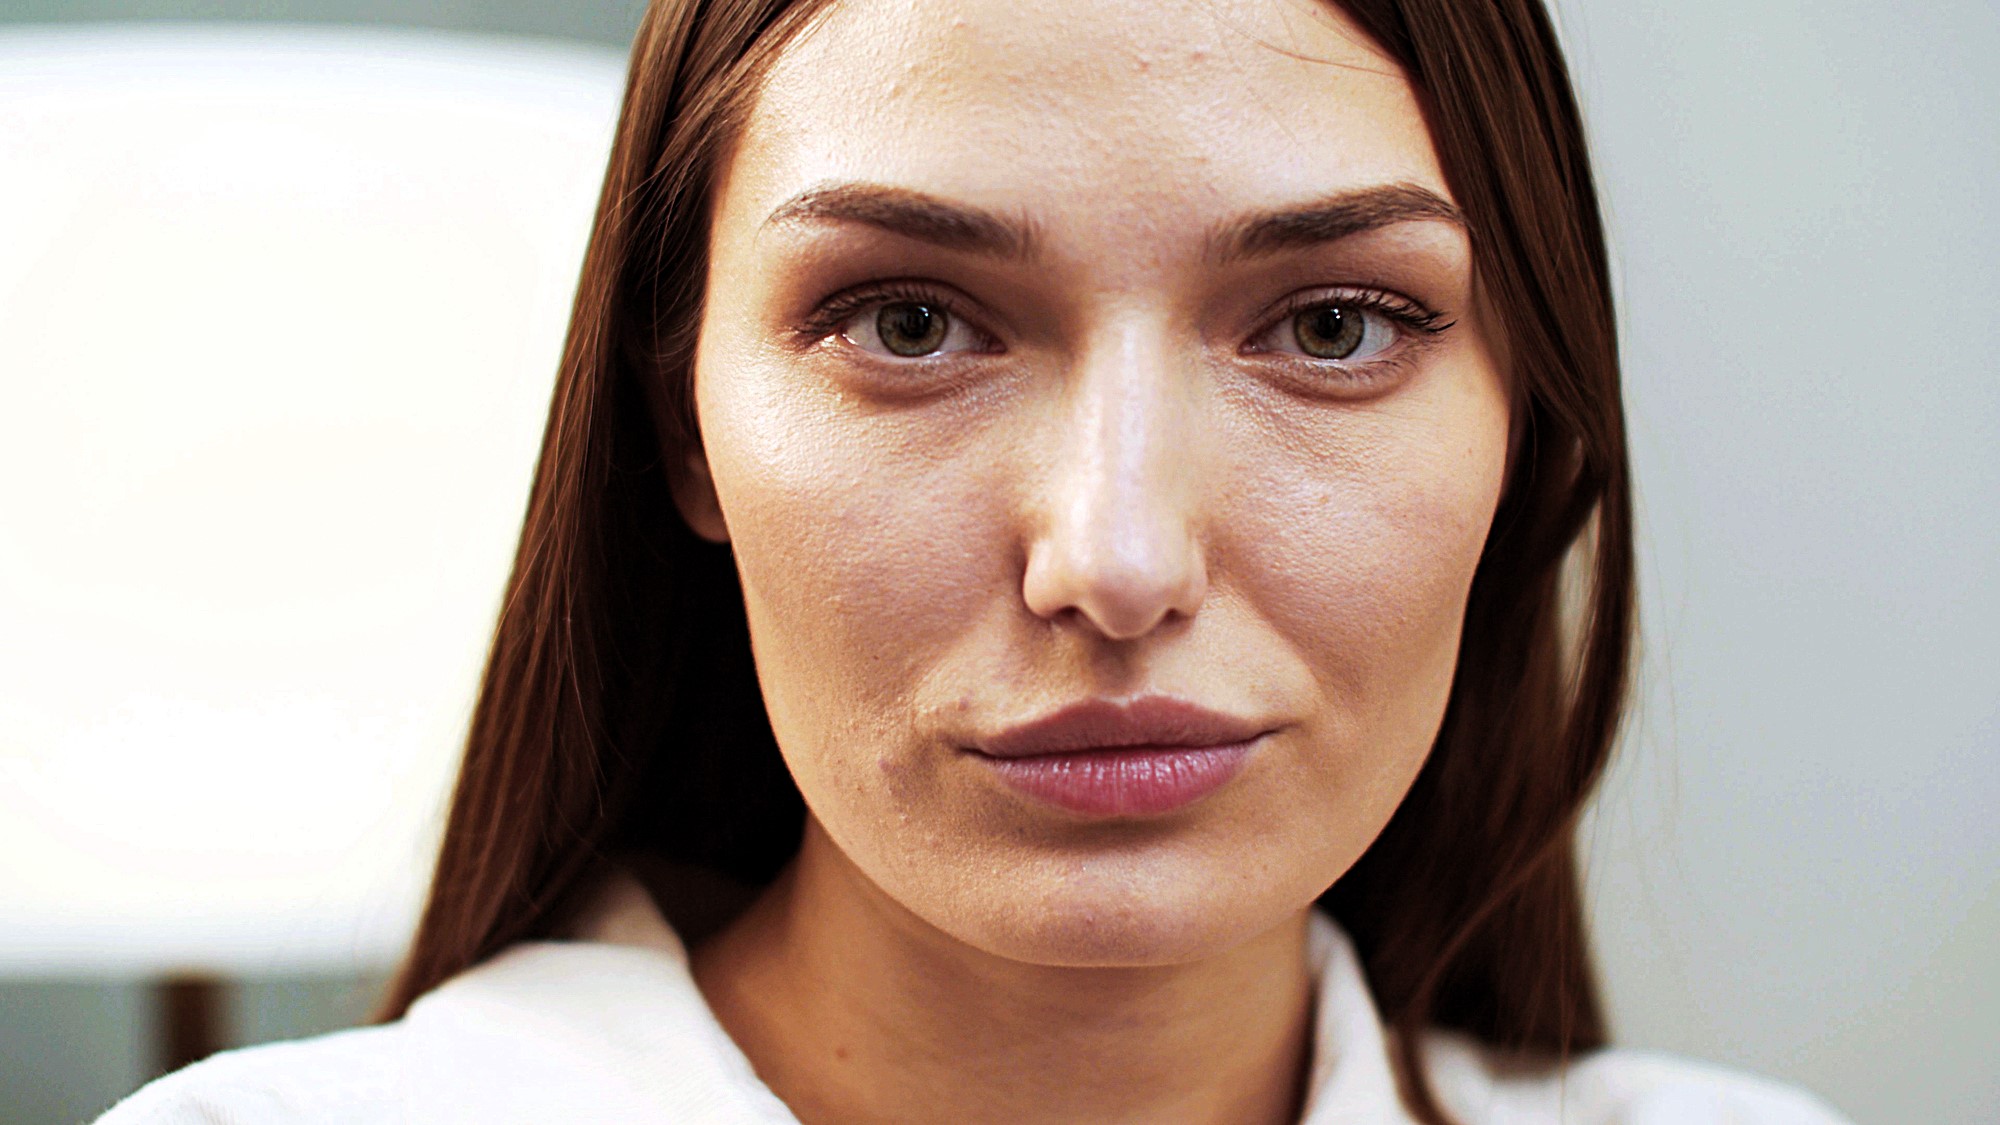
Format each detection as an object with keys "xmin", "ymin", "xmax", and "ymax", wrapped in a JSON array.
[{"xmin": 943, "ymin": 854, "xmax": 1284, "ymax": 969}]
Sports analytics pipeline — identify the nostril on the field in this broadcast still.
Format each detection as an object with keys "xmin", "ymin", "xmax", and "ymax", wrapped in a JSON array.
[
  {"xmin": 1021, "ymin": 367, "xmax": 1210, "ymax": 641},
  {"xmin": 1021, "ymin": 531, "xmax": 1208, "ymax": 641}
]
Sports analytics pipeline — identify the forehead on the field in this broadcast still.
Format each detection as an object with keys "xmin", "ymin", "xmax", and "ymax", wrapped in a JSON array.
[{"xmin": 723, "ymin": 0, "xmax": 1450, "ymax": 252}]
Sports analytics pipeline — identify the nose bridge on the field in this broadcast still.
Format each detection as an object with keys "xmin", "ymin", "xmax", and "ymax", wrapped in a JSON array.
[
  {"xmin": 1069, "ymin": 327, "xmax": 1182, "ymax": 532},
  {"xmin": 1022, "ymin": 317, "xmax": 1208, "ymax": 640}
]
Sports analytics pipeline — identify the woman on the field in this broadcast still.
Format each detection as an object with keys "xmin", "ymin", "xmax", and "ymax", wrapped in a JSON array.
[{"xmin": 101, "ymin": 0, "xmax": 1851, "ymax": 1121}]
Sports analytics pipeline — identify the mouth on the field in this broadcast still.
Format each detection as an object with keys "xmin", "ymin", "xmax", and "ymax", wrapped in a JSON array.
[{"xmin": 967, "ymin": 695, "xmax": 1275, "ymax": 817}]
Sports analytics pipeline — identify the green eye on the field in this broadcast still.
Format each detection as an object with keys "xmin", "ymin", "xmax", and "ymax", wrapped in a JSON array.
[
  {"xmin": 876, "ymin": 302, "xmax": 948, "ymax": 357},
  {"xmin": 1293, "ymin": 305, "xmax": 1365, "ymax": 359}
]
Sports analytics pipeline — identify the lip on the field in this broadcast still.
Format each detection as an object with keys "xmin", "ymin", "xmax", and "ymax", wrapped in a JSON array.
[{"xmin": 969, "ymin": 696, "xmax": 1272, "ymax": 817}]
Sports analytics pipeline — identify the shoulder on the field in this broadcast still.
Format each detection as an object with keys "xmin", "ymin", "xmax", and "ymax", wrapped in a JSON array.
[
  {"xmin": 93, "ymin": 1021, "xmax": 406, "ymax": 1125},
  {"xmin": 1419, "ymin": 1029, "xmax": 1854, "ymax": 1125},
  {"xmin": 92, "ymin": 935, "xmax": 795, "ymax": 1125},
  {"xmin": 89, "ymin": 944, "xmax": 620, "ymax": 1125}
]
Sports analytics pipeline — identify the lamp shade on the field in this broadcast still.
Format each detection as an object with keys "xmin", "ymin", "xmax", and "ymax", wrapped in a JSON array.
[{"xmin": 0, "ymin": 25, "xmax": 624, "ymax": 977}]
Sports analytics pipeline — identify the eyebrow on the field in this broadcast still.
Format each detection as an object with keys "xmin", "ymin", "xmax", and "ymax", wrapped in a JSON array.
[
  {"xmin": 765, "ymin": 182, "xmax": 1043, "ymax": 261},
  {"xmin": 762, "ymin": 180, "xmax": 1465, "ymax": 264},
  {"xmin": 1211, "ymin": 182, "xmax": 1466, "ymax": 263}
]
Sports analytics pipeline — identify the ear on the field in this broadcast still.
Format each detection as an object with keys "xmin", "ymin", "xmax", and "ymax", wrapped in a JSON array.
[{"xmin": 667, "ymin": 444, "xmax": 731, "ymax": 544}]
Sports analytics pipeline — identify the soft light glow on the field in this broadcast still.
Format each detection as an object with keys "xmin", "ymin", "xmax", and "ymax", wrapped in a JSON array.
[{"xmin": 0, "ymin": 25, "xmax": 624, "ymax": 975}]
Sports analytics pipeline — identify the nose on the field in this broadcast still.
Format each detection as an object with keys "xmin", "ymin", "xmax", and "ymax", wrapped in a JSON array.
[{"xmin": 1021, "ymin": 325, "xmax": 1209, "ymax": 641}]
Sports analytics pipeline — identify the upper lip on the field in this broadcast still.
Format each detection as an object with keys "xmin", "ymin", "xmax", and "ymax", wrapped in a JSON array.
[{"xmin": 972, "ymin": 695, "xmax": 1273, "ymax": 759}]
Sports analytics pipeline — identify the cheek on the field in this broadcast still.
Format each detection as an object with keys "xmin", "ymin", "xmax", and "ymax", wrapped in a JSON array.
[
  {"xmin": 695, "ymin": 350, "xmax": 1008, "ymax": 755},
  {"xmin": 1220, "ymin": 374, "xmax": 1509, "ymax": 752}
]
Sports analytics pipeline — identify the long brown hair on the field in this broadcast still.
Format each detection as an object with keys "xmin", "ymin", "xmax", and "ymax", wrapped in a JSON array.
[{"xmin": 375, "ymin": 2, "xmax": 1631, "ymax": 1121}]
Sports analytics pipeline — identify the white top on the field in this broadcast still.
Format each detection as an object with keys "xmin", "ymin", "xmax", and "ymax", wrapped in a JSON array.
[{"xmin": 97, "ymin": 867, "xmax": 1851, "ymax": 1124}]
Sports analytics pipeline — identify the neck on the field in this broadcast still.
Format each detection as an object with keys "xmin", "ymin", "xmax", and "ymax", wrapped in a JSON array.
[{"xmin": 689, "ymin": 823, "xmax": 1317, "ymax": 1125}]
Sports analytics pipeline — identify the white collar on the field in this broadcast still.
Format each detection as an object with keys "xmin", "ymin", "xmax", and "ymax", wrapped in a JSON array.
[{"xmin": 416, "ymin": 863, "xmax": 1418, "ymax": 1123}]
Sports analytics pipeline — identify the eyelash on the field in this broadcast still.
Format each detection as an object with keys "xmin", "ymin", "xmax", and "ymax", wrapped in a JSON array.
[
  {"xmin": 793, "ymin": 281, "xmax": 1000, "ymax": 354},
  {"xmin": 793, "ymin": 279, "xmax": 1454, "ymax": 383},
  {"xmin": 1246, "ymin": 287, "xmax": 1456, "ymax": 385}
]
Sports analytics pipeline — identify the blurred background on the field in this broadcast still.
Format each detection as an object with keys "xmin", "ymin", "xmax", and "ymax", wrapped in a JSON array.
[{"xmin": 0, "ymin": 2, "xmax": 1992, "ymax": 1123}]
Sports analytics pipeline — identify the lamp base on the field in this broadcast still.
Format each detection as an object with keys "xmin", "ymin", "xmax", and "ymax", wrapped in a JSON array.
[{"xmin": 155, "ymin": 973, "xmax": 227, "ymax": 1076}]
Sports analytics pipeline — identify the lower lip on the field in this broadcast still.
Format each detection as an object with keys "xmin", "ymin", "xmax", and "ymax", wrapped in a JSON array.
[{"xmin": 974, "ymin": 740, "xmax": 1258, "ymax": 817}]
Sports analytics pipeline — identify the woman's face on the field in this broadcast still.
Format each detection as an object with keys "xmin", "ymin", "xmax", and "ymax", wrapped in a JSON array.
[{"xmin": 680, "ymin": 0, "xmax": 1509, "ymax": 966}]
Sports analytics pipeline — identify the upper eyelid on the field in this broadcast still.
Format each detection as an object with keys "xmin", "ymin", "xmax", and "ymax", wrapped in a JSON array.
[
  {"xmin": 805, "ymin": 281, "xmax": 1447, "ymax": 358},
  {"xmin": 1259, "ymin": 286, "xmax": 1444, "ymax": 330},
  {"xmin": 810, "ymin": 282, "xmax": 998, "ymax": 351},
  {"xmin": 1245, "ymin": 289, "xmax": 1447, "ymax": 358}
]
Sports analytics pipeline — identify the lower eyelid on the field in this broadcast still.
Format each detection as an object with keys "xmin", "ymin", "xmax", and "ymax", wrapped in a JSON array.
[
  {"xmin": 837, "ymin": 303, "xmax": 999, "ymax": 360},
  {"xmin": 1263, "ymin": 354, "xmax": 1421, "ymax": 399},
  {"xmin": 1247, "ymin": 311, "xmax": 1400, "ymax": 361},
  {"xmin": 808, "ymin": 288, "xmax": 1440, "ymax": 367}
]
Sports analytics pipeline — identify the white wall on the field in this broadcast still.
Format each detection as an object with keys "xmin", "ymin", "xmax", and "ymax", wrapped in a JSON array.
[{"xmin": 1560, "ymin": 2, "xmax": 2000, "ymax": 1121}]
